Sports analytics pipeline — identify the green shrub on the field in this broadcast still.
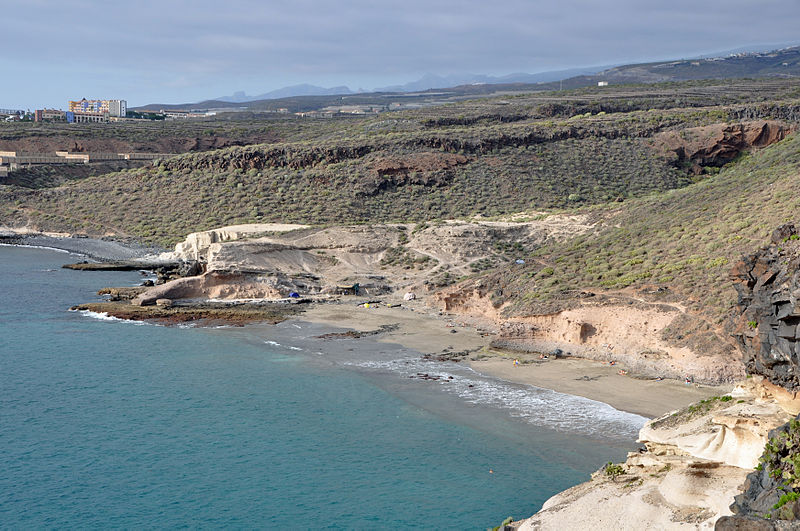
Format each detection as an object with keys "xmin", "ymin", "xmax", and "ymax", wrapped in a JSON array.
[{"xmin": 604, "ymin": 462, "xmax": 626, "ymax": 480}]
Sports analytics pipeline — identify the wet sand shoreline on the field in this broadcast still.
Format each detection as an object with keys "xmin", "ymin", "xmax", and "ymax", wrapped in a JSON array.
[{"xmin": 296, "ymin": 302, "xmax": 727, "ymax": 419}]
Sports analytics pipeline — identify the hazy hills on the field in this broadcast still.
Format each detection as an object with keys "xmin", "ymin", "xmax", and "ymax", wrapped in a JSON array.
[
  {"xmin": 371, "ymin": 67, "xmax": 606, "ymax": 93},
  {"xmin": 136, "ymin": 46, "xmax": 800, "ymax": 114},
  {"xmin": 216, "ymin": 84, "xmax": 355, "ymax": 103},
  {"xmin": 208, "ymin": 68, "xmax": 608, "ymax": 104}
]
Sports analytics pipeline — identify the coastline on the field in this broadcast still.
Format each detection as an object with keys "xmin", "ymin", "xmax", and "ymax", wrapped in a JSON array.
[
  {"xmin": 2, "ymin": 234, "xmax": 727, "ymax": 419},
  {"xmin": 0, "ymin": 229, "xmax": 163, "ymax": 261},
  {"xmin": 470, "ymin": 357, "xmax": 726, "ymax": 419},
  {"xmin": 295, "ymin": 302, "xmax": 726, "ymax": 419},
  {"xmin": 5, "ymin": 245, "xmax": 602, "ymax": 529},
  {"xmin": 7, "ymin": 241, "xmax": 754, "ymax": 527}
]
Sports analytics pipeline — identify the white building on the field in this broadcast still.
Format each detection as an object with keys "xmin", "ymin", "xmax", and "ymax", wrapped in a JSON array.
[{"xmin": 107, "ymin": 100, "xmax": 127, "ymax": 117}]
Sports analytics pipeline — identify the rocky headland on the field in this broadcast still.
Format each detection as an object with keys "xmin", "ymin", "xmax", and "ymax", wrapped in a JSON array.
[
  {"xmin": 77, "ymin": 216, "xmax": 597, "ymax": 316},
  {"xmin": 512, "ymin": 377, "xmax": 799, "ymax": 530}
]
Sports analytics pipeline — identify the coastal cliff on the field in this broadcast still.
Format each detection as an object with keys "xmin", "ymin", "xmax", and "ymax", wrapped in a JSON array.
[
  {"xmin": 512, "ymin": 378, "xmax": 798, "ymax": 530},
  {"xmin": 715, "ymin": 225, "xmax": 800, "ymax": 527},
  {"xmin": 512, "ymin": 226, "xmax": 800, "ymax": 529},
  {"xmin": 434, "ymin": 282, "xmax": 743, "ymax": 385}
]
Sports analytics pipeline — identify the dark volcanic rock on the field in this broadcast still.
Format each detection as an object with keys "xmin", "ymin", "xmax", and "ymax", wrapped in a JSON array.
[
  {"xmin": 730, "ymin": 234, "xmax": 800, "ymax": 390},
  {"xmin": 771, "ymin": 223, "xmax": 798, "ymax": 245},
  {"xmin": 721, "ymin": 416, "xmax": 800, "ymax": 528},
  {"xmin": 63, "ymin": 261, "xmax": 150, "ymax": 271},
  {"xmin": 727, "ymin": 228, "xmax": 800, "ymax": 526},
  {"xmin": 715, "ymin": 515, "xmax": 779, "ymax": 530}
]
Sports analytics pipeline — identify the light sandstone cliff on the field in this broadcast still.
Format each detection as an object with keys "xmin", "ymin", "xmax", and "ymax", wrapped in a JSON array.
[
  {"xmin": 147, "ymin": 217, "xmax": 599, "ymax": 303},
  {"xmin": 435, "ymin": 284, "xmax": 744, "ymax": 385},
  {"xmin": 167, "ymin": 223, "xmax": 310, "ymax": 262},
  {"xmin": 513, "ymin": 378, "xmax": 800, "ymax": 530}
]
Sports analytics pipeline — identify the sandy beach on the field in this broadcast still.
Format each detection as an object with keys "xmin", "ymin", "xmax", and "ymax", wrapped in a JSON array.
[
  {"xmin": 470, "ymin": 357, "xmax": 727, "ymax": 419},
  {"xmin": 300, "ymin": 301, "xmax": 487, "ymax": 354},
  {"xmin": 298, "ymin": 301, "xmax": 728, "ymax": 419},
  {"xmin": 6, "ymin": 234, "xmax": 732, "ymax": 420}
]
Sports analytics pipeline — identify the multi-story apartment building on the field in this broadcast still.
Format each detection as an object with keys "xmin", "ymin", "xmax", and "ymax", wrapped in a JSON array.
[
  {"xmin": 68, "ymin": 99, "xmax": 127, "ymax": 117},
  {"xmin": 107, "ymin": 99, "xmax": 127, "ymax": 117}
]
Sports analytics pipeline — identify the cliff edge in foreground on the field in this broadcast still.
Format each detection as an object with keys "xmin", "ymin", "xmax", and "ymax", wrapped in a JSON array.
[
  {"xmin": 512, "ymin": 225, "xmax": 800, "ymax": 529},
  {"xmin": 512, "ymin": 378, "xmax": 798, "ymax": 530}
]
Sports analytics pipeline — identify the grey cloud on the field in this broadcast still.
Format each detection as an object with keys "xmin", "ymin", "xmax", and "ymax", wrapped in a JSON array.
[{"xmin": 2, "ymin": 0, "xmax": 799, "ymax": 107}]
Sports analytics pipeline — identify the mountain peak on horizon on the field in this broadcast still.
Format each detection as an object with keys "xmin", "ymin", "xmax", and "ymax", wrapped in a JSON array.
[{"xmin": 214, "ymin": 84, "xmax": 354, "ymax": 103}]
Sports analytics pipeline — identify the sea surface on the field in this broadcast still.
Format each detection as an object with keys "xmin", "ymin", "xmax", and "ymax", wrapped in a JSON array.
[{"xmin": 0, "ymin": 246, "xmax": 646, "ymax": 529}]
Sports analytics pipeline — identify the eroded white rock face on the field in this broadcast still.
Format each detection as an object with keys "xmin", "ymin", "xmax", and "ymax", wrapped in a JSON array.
[
  {"xmin": 132, "ymin": 272, "xmax": 299, "ymax": 305},
  {"xmin": 519, "ymin": 458, "xmax": 748, "ymax": 530},
  {"xmin": 641, "ymin": 398, "xmax": 790, "ymax": 470},
  {"xmin": 169, "ymin": 223, "xmax": 309, "ymax": 262},
  {"xmin": 513, "ymin": 382, "xmax": 799, "ymax": 530}
]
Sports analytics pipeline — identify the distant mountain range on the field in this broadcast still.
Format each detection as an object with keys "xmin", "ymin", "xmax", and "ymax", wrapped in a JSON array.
[
  {"xmin": 216, "ymin": 84, "xmax": 354, "ymax": 103},
  {"xmin": 135, "ymin": 44, "xmax": 800, "ymax": 113},
  {"xmin": 371, "ymin": 67, "xmax": 608, "ymax": 93},
  {"xmin": 211, "ymin": 67, "xmax": 608, "ymax": 103}
]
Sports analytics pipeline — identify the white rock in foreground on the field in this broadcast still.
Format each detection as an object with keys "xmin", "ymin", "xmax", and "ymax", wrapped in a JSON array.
[{"xmin": 513, "ymin": 378, "xmax": 799, "ymax": 530}]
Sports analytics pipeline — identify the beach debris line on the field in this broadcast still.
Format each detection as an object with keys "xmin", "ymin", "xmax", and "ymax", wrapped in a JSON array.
[
  {"xmin": 315, "ymin": 323, "xmax": 399, "ymax": 340},
  {"xmin": 408, "ymin": 372, "xmax": 455, "ymax": 382},
  {"xmin": 421, "ymin": 346, "xmax": 480, "ymax": 362}
]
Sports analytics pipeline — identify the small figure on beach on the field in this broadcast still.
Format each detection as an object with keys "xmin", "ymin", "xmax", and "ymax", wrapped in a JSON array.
[
  {"xmin": 538, "ymin": 354, "xmax": 549, "ymax": 360},
  {"xmin": 618, "ymin": 369, "xmax": 627, "ymax": 376},
  {"xmin": 609, "ymin": 360, "xmax": 616, "ymax": 366},
  {"xmin": 513, "ymin": 358, "xmax": 519, "ymax": 367}
]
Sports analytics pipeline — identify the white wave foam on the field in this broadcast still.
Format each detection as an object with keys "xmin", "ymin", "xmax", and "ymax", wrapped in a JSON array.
[
  {"xmin": 0, "ymin": 242, "xmax": 77, "ymax": 255},
  {"xmin": 73, "ymin": 309, "xmax": 151, "ymax": 326},
  {"xmin": 348, "ymin": 357, "xmax": 648, "ymax": 439},
  {"xmin": 264, "ymin": 340, "xmax": 303, "ymax": 351}
]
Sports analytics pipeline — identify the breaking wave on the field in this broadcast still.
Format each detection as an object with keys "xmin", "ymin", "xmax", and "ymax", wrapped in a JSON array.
[
  {"xmin": 264, "ymin": 340, "xmax": 303, "ymax": 351},
  {"xmin": 73, "ymin": 309, "xmax": 151, "ymax": 326},
  {"xmin": 348, "ymin": 357, "xmax": 648, "ymax": 440}
]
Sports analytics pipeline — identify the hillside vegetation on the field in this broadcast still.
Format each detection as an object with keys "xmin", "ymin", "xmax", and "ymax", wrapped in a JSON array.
[
  {"xmin": 473, "ymin": 130, "xmax": 800, "ymax": 322},
  {"xmin": 2, "ymin": 79, "xmax": 799, "ymax": 247},
  {"xmin": 0, "ymin": 114, "xmax": 362, "ymax": 155}
]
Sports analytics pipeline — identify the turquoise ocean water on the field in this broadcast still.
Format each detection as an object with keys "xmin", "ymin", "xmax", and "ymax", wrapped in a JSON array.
[{"xmin": 0, "ymin": 246, "xmax": 645, "ymax": 529}]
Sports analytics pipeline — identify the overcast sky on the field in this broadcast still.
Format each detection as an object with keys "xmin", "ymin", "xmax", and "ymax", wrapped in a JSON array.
[{"xmin": 2, "ymin": 0, "xmax": 799, "ymax": 109}]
